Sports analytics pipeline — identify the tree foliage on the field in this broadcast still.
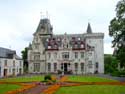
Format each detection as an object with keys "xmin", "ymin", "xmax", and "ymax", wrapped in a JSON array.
[
  {"xmin": 21, "ymin": 47, "xmax": 28, "ymax": 72},
  {"xmin": 109, "ymin": 0, "xmax": 125, "ymax": 68},
  {"xmin": 104, "ymin": 54, "xmax": 118, "ymax": 73}
]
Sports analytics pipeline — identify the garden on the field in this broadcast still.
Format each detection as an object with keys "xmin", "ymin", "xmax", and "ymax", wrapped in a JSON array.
[{"xmin": 0, "ymin": 75, "xmax": 125, "ymax": 94}]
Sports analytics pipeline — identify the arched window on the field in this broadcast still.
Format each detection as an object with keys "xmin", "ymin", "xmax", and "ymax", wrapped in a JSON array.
[
  {"xmin": 48, "ymin": 63, "xmax": 51, "ymax": 72},
  {"xmin": 96, "ymin": 62, "xmax": 98, "ymax": 68},
  {"xmin": 54, "ymin": 63, "xmax": 57, "ymax": 72},
  {"xmin": 81, "ymin": 63, "xmax": 84, "ymax": 71},
  {"xmin": 88, "ymin": 61, "xmax": 92, "ymax": 68},
  {"xmin": 74, "ymin": 63, "xmax": 78, "ymax": 71}
]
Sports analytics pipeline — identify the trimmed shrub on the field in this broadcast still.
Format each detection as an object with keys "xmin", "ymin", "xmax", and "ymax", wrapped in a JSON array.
[{"xmin": 44, "ymin": 74, "xmax": 52, "ymax": 81}]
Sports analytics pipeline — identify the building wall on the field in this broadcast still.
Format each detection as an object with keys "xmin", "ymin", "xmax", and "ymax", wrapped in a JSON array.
[
  {"xmin": 28, "ymin": 19, "xmax": 104, "ymax": 74},
  {"xmin": 0, "ymin": 57, "xmax": 23, "ymax": 78}
]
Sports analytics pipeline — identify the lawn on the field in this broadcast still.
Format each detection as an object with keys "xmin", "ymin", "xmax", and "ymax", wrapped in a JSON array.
[
  {"xmin": 0, "ymin": 75, "xmax": 44, "ymax": 82},
  {"xmin": 0, "ymin": 84, "xmax": 21, "ymax": 94},
  {"xmin": 68, "ymin": 76, "xmax": 117, "ymax": 82},
  {"xmin": 55, "ymin": 85, "xmax": 125, "ymax": 94}
]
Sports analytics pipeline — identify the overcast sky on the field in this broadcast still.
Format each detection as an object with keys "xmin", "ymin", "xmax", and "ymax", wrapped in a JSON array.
[{"xmin": 0, "ymin": 0, "xmax": 119, "ymax": 56}]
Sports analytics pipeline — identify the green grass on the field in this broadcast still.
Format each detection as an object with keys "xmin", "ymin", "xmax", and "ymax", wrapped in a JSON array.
[
  {"xmin": 0, "ymin": 84, "xmax": 21, "ymax": 94},
  {"xmin": 0, "ymin": 75, "xmax": 44, "ymax": 82},
  {"xmin": 55, "ymin": 85, "xmax": 125, "ymax": 94},
  {"xmin": 68, "ymin": 76, "xmax": 117, "ymax": 82}
]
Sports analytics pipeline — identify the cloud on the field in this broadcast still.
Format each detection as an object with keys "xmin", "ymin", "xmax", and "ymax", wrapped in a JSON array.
[{"xmin": 0, "ymin": 0, "xmax": 119, "ymax": 56}]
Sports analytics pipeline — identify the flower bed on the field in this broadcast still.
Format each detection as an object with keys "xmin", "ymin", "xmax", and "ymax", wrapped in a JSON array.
[
  {"xmin": 65, "ymin": 81, "xmax": 125, "ymax": 86},
  {"xmin": 60, "ymin": 76, "xmax": 68, "ymax": 82}
]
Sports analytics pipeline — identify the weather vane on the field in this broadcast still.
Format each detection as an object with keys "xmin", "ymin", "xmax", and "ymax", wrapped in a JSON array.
[{"xmin": 40, "ymin": 11, "xmax": 49, "ymax": 19}]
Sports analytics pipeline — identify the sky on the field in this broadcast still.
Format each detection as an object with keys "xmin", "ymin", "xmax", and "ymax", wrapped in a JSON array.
[{"xmin": 0, "ymin": 0, "xmax": 119, "ymax": 56}]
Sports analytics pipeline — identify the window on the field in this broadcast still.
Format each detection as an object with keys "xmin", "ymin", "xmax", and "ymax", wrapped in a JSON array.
[
  {"xmin": 78, "ymin": 37, "xmax": 81, "ymax": 40},
  {"xmin": 34, "ymin": 55, "xmax": 40, "ymax": 60},
  {"xmin": 48, "ymin": 63, "xmax": 51, "ymax": 72},
  {"xmin": 34, "ymin": 63, "xmax": 40, "ymax": 72},
  {"xmin": 96, "ymin": 62, "xmax": 98, "ymax": 68},
  {"xmin": 4, "ymin": 60, "xmax": 7, "ymax": 66},
  {"xmin": 88, "ymin": 61, "xmax": 92, "ymax": 68},
  {"xmin": 81, "ymin": 44, "xmax": 84, "ymax": 48},
  {"xmin": 48, "ymin": 53, "xmax": 50, "ymax": 58},
  {"xmin": 0, "ymin": 66, "xmax": 1, "ymax": 76},
  {"xmin": 62, "ymin": 52, "xmax": 69, "ymax": 59},
  {"xmin": 74, "ymin": 63, "xmax": 78, "ymax": 71},
  {"xmin": 20, "ymin": 61, "xmax": 22, "ymax": 66},
  {"xmin": 54, "ymin": 52, "xmax": 57, "ymax": 59},
  {"xmin": 61, "ymin": 63, "xmax": 63, "ymax": 70},
  {"xmin": 17, "ymin": 67, "xmax": 18, "ymax": 72},
  {"xmin": 48, "ymin": 46, "xmax": 51, "ymax": 49},
  {"xmin": 75, "ymin": 52, "xmax": 78, "ymax": 59},
  {"xmin": 89, "ymin": 52, "xmax": 92, "ymax": 56},
  {"xmin": 13, "ymin": 60, "xmax": 15, "ymax": 67},
  {"xmin": 75, "ymin": 44, "xmax": 77, "ymax": 48},
  {"xmin": 9, "ymin": 68, "xmax": 11, "ymax": 73},
  {"xmin": 81, "ymin": 52, "xmax": 84, "ymax": 58},
  {"xmin": 81, "ymin": 63, "xmax": 84, "ymax": 71},
  {"xmin": 35, "ymin": 45, "xmax": 38, "ymax": 49},
  {"xmin": 54, "ymin": 63, "xmax": 57, "ymax": 72}
]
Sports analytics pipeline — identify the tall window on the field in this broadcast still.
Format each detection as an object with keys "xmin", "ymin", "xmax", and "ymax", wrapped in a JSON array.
[
  {"xmin": 81, "ymin": 63, "xmax": 84, "ymax": 71},
  {"xmin": 34, "ymin": 55, "xmax": 40, "ymax": 60},
  {"xmin": 4, "ymin": 60, "xmax": 7, "ymax": 66},
  {"xmin": 88, "ymin": 61, "xmax": 92, "ymax": 68},
  {"xmin": 54, "ymin": 63, "xmax": 57, "ymax": 72},
  {"xmin": 0, "ymin": 66, "xmax": 1, "ymax": 76},
  {"xmin": 34, "ymin": 63, "xmax": 40, "ymax": 72},
  {"xmin": 54, "ymin": 52, "xmax": 57, "ymax": 59},
  {"xmin": 75, "ymin": 52, "xmax": 78, "ymax": 59},
  {"xmin": 13, "ymin": 60, "xmax": 15, "ymax": 67},
  {"xmin": 96, "ymin": 62, "xmax": 98, "ymax": 68},
  {"xmin": 48, "ymin": 53, "xmax": 51, "ymax": 59},
  {"xmin": 74, "ymin": 63, "xmax": 78, "ymax": 71},
  {"xmin": 81, "ymin": 44, "xmax": 84, "ymax": 48},
  {"xmin": 34, "ymin": 45, "xmax": 39, "ymax": 49},
  {"xmin": 48, "ymin": 63, "xmax": 51, "ymax": 72},
  {"xmin": 62, "ymin": 52, "xmax": 69, "ymax": 59},
  {"xmin": 81, "ymin": 52, "xmax": 84, "ymax": 58},
  {"xmin": 20, "ymin": 61, "xmax": 22, "ymax": 66}
]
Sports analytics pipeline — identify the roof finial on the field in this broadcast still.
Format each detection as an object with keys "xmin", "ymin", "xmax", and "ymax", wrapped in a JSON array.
[
  {"xmin": 86, "ymin": 22, "xmax": 92, "ymax": 33},
  {"xmin": 40, "ymin": 11, "xmax": 49, "ymax": 19}
]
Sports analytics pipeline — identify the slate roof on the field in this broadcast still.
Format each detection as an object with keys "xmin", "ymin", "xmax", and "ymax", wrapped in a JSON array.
[
  {"xmin": 43, "ymin": 34, "xmax": 86, "ymax": 50},
  {"xmin": 0, "ymin": 47, "xmax": 22, "ymax": 60}
]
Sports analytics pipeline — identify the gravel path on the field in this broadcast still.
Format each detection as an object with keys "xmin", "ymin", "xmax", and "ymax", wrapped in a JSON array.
[
  {"xmin": 20, "ymin": 83, "xmax": 50, "ymax": 94},
  {"xmin": 95, "ymin": 74, "xmax": 125, "ymax": 82}
]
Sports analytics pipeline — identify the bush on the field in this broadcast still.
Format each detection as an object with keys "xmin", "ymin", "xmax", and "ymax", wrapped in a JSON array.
[
  {"xmin": 111, "ymin": 70, "xmax": 125, "ymax": 77},
  {"xmin": 44, "ymin": 74, "xmax": 52, "ymax": 81}
]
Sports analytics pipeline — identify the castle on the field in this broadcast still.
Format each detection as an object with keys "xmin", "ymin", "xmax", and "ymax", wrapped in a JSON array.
[{"xmin": 28, "ymin": 18, "xmax": 104, "ymax": 74}]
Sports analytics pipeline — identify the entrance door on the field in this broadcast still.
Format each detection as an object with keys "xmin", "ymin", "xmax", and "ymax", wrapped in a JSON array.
[
  {"xmin": 64, "ymin": 63, "xmax": 67, "ymax": 74},
  {"xmin": 4, "ymin": 69, "xmax": 7, "ymax": 77},
  {"xmin": 19, "ymin": 68, "xmax": 22, "ymax": 75}
]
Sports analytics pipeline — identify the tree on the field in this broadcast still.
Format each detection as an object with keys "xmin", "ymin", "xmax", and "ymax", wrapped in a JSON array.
[
  {"xmin": 109, "ymin": 0, "xmax": 125, "ymax": 68},
  {"xmin": 104, "ymin": 54, "xmax": 118, "ymax": 73},
  {"xmin": 21, "ymin": 47, "xmax": 28, "ymax": 72}
]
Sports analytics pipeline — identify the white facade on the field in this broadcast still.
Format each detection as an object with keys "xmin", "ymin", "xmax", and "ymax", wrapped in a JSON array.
[
  {"xmin": 28, "ymin": 18, "xmax": 104, "ymax": 74},
  {"xmin": 0, "ymin": 48, "xmax": 23, "ymax": 77}
]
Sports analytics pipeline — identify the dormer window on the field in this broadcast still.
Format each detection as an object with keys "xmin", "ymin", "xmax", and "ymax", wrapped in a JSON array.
[
  {"xmin": 41, "ymin": 26, "xmax": 45, "ymax": 29},
  {"xmin": 81, "ymin": 44, "xmax": 84, "ymax": 48},
  {"xmin": 46, "ymin": 38, "xmax": 49, "ymax": 42},
  {"xmin": 75, "ymin": 44, "xmax": 77, "ymax": 48},
  {"xmin": 78, "ymin": 37, "xmax": 81, "ymax": 40},
  {"xmin": 48, "ymin": 46, "xmax": 51, "ymax": 49}
]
